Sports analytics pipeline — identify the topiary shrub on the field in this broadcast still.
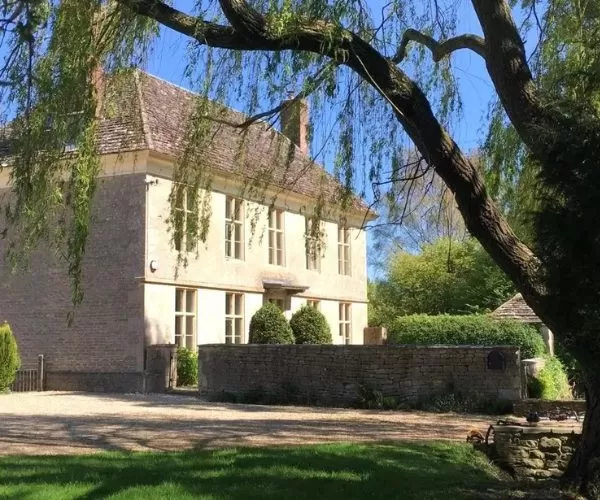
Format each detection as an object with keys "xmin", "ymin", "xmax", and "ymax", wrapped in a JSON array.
[
  {"xmin": 249, "ymin": 303, "xmax": 294, "ymax": 344},
  {"xmin": 0, "ymin": 323, "xmax": 20, "ymax": 392},
  {"xmin": 528, "ymin": 356, "xmax": 573, "ymax": 400},
  {"xmin": 176, "ymin": 346, "xmax": 198, "ymax": 387},
  {"xmin": 290, "ymin": 305, "xmax": 332, "ymax": 344},
  {"xmin": 388, "ymin": 314, "xmax": 546, "ymax": 359}
]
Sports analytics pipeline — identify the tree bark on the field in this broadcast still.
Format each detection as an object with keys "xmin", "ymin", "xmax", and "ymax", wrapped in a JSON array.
[{"xmin": 562, "ymin": 370, "xmax": 600, "ymax": 498}]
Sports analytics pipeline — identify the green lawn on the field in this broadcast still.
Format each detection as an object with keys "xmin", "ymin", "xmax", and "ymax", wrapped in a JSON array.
[{"xmin": 0, "ymin": 442, "xmax": 545, "ymax": 499}]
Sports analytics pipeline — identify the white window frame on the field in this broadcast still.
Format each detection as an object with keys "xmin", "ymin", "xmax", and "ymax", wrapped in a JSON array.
[
  {"xmin": 268, "ymin": 208, "xmax": 285, "ymax": 266},
  {"xmin": 225, "ymin": 196, "xmax": 244, "ymax": 260},
  {"xmin": 174, "ymin": 186, "xmax": 197, "ymax": 253},
  {"xmin": 225, "ymin": 292, "xmax": 244, "ymax": 344},
  {"xmin": 339, "ymin": 302, "xmax": 351, "ymax": 345},
  {"xmin": 305, "ymin": 217, "xmax": 322, "ymax": 271},
  {"xmin": 338, "ymin": 226, "xmax": 351, "ymax": 276},
  {"xmin": 175, "ymin": 288, "xmax": 197, "ymax": 350}
]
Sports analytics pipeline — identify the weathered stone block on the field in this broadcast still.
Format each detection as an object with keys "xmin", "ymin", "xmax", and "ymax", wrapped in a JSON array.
[
  {"xmin": 529, "ymin": 450, "xmax": 545, "ymax": 459},
  {"xmin": 548, "ymin": 468, "xmax": 563, "ymax": 478},
  {"xmin": 539, "ymin": 437, "xmax": 562, "ymax": 452},
  {"xmin": 521, "ymin": 458, "xmax": 545, "ymax": 469}
]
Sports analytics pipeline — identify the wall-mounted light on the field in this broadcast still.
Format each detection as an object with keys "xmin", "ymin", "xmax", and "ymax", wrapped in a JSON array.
[{"xmin": 149, "ymin": 260, "xmax": 159, "ymax": 272}]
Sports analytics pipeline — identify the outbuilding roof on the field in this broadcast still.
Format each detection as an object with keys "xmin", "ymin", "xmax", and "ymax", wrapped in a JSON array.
[{"xmin": 491, "ymin": 293, "xmax": 542, "ymax": 324}]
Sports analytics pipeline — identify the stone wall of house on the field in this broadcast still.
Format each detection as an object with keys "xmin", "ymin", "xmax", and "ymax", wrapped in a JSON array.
[
  {"xmin": 198, "ymin": 344, "xmax": 522, "ymax": 406},
  {"xmin": 0, "ymin": 173, "xmax": 147, "ymax": 391},
  {"xmin": 494, "ymin": 426, "xmax": 581, "ymax": 479}
]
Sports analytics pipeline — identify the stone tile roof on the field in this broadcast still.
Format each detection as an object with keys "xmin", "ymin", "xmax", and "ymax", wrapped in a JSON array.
[
  {"xmin": 105, "ymin": 71, "xmax": 370, "ymax": 212},
  {"xmin": 491, "ymin": 293, "xmax": 542, "ymax": 324},
  {"xmin": 2, "ymin": 70, "xmax": 372, "ymax": 214}
]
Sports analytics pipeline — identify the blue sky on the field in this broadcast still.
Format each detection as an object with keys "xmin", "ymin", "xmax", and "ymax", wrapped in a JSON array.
[{"xmin": 144, "ymin": 1, "xmax": 496, "ymax": 153}]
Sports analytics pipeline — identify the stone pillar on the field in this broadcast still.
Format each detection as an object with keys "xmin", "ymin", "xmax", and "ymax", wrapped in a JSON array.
[
  {"xmin": 540, "ymin": 325, "xmax": 555, "ymax": 357},
  {"xmin": 145, "ymin": 344, "xmax": 177, "ymax": 393},
  {"xmin": 363, "ymin": 326, "xmax": 387, "ymax": 345}
]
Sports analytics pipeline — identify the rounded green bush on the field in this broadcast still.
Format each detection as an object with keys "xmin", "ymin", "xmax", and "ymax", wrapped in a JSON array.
[
  {"xmin": 176, "ymin": 346, "xmax": 198, "ymax": 387},
  {"xmin": 0, "ymin": 323, "xmax": 20, "ymax": 392},
  {"xmin": 387, "ymin": 314, "xmax": 546, "ymax": 360},
  {"xmin": 290, "ymin": 305, "xmax": 332, "ymax": 344},
  {"xmin": 249, "ymin": 303, "xmax": 294, "ymax": 344}
]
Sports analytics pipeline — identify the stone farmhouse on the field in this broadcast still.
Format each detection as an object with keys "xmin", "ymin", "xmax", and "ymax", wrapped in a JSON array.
[{"xmin": 0, "ymin": 71, "xmax": 375, "ymax": 392}]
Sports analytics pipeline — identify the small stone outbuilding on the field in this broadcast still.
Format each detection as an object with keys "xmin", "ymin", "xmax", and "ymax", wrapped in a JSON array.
[{"xmin": 491, "ymin": 293, "xmax": 554, "ymax": 356}]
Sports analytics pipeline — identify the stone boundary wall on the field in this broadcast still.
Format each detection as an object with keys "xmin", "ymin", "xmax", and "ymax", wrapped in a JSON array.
[
  {"xmin": 198, "ymin": 344, "xmax": 522, "ymax": 406},
  {"xmin": 494, "ymin": 426, "xmax": 581, "ymax": 479},
  {"xmin": 45, "ymin": 371, "xmax": 145, "ymax": 392},
  {"xmin": 513, "ymin": 399, "xmax": 586, "ymax": 417}
]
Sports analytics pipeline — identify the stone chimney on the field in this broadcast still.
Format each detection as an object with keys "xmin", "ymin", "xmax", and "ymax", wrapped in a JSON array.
[{"xmin": 280, "ymin": 95, "xmax": 309, "ymax": 155}]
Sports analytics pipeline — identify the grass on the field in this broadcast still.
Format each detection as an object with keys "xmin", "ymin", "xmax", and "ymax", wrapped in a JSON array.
[{"xmin": 0, "ymin": 442, "xmax": 551, "ymax": 500}]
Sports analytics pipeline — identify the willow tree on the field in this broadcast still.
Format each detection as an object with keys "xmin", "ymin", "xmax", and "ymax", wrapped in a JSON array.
[{"xmin": 2, "ymin": 0, "xmax": 600, "ymax": 495}]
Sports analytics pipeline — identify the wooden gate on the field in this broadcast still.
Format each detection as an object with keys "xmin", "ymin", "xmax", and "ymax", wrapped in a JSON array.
[{"xmin": 10, "ymin": 354, "xmax": 44, "ymax": 392}]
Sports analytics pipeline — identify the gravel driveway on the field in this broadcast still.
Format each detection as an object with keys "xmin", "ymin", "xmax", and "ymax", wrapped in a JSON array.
[{"xmin": 0, "ymin": 392, "xmax": 494, "ymax": 455}]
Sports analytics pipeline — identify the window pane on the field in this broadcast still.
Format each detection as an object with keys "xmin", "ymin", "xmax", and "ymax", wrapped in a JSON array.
[
  {"xmin": 235, "ymin": 200, "xmax": 242, "ymax": 221},
  {"xmin": 176, "ymin": 315, "xmax": 184, "ymax": 337},
  {"xmin": 186, "ymin": 236, "xmax": 196, "ymax": 253},
  {"xmin": 186, "ymin": 315, "xmax": 195, "ymax": 340},
  {"xmin": 235, "ymin": 294, "xmax": 242, "ymax": 315},
  {"xmin": 186, "ymin": 191, "xmax": 195, "ymax": 212},
  {"xmin": 235, "ymin": 318, "xmax": 243, "ymax": 343},
  {"xmin": 226, "ymin": 293, "xmax": 232, "ymax": 315},
  {"xmin": 176, "ymin": 289, "xmax": 184, "ymax": 312},
  {"xmin": 186, "ymin": 290, "xmax": 195, "ymax": 313},
  {"xmin": 235, "ymin": 240, "xmax": 242, "ymax": 259},
  {"xmin": 186, "ymin": 334, "xmax": 195, "ymax": 350},
  {"xmin": 225, "ymin": 197, "xmax": 231, "ymax": 219},
  {"xmin": 225, "ymin": 318, "xmax": 232, "ymax": 342}
]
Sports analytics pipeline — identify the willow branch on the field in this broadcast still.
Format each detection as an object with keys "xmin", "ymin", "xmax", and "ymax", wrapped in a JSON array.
[
  {"xmin": 393, "ymin": 29, "xmax": 486, "ymax": 63},
  {"xmin": 118, "ymin": 0, "xmax": 544, "ymax": 302}
]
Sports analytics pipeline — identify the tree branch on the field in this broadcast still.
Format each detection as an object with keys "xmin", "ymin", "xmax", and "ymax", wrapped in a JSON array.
[
  {"xmin": 118, "ymin": 0, "xmax": 545, "ymax": 302},
  {"xmin": 393, "ymin": 29, "xmax": 486, "ymax": 63},
  {"xmin": 470, "ymin": 0, "xmax": 552, "ymax": 153}
]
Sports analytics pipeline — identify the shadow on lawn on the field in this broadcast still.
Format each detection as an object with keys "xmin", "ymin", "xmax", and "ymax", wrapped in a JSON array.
[{"xmin": 0, "ymin": 443, "xmax": 514, "ymax": 500}]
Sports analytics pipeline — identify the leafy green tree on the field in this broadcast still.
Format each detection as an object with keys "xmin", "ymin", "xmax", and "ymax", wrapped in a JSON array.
[
  {"xmin": 369, "ymin": 238, "xmax": 515, "ymax": 326},
  {"xmin": 290, "ymin": 305, "xmax": 332, "ymax": 344},
  {"xmin": 2, "ymin": 0, "xmax": 600, "ymax": 493}
]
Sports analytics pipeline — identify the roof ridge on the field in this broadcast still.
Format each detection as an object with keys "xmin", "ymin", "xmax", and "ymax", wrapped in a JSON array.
[{"xmin": 134, "ymin": 70, "xmax": 153, "ymax": 151}]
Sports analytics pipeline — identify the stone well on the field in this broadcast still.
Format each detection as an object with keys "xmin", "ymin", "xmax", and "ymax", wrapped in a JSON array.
[{"xmin": 493, "ymin": 424, "xmax": 581, "ymax": 479}]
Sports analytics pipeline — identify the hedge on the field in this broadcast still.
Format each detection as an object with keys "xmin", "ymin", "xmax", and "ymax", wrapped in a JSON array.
[
  {"xmin": 0, "ymin": 323, "xmax": 20, "ymax": 392},
  {"xmin": 387, "ymin": 314, "xmax": 546, "ymax": 359},
  {"xmin": 290, "ymin": 305, "xmax": 332, "ymax": 344},
  {"xmin": 249, "ymin": 302, "xmax": 295, "ymax": 344},
  {"xmin": 176, "ymin": 346, "xmax": 198, "ymax": 387}
]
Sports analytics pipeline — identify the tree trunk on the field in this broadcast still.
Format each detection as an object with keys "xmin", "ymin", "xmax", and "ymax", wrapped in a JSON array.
[{"xmin": 562, "ymin": 371, "xmax": 600, "ymax": 498}]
